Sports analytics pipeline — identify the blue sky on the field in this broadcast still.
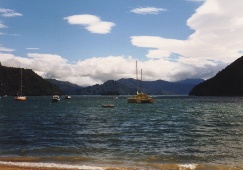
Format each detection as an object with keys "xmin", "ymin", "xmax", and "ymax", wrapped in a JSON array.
[{"xmin": 1, "ymin": 0, "xmax": 243, "ymax": 86}]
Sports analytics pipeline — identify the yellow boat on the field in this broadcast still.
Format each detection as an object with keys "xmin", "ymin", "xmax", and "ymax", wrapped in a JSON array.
[
  {"xmin": 127, "ymin": 61, "xmax": 154, "ymax": 103},
  {"xmin": 127, "ymin": 92, "xmax": 154, "ymax": 103}
]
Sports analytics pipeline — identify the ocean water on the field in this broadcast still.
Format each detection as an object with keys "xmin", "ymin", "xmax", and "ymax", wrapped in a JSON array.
[{"xmin": 0, "ymin": 95, "xmax": 243, "ymax": 170}]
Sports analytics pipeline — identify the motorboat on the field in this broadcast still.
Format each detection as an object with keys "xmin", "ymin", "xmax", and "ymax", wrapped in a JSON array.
[{"xmin": 52, "ymin": 95, "xmax": 60, "ymax": 102}]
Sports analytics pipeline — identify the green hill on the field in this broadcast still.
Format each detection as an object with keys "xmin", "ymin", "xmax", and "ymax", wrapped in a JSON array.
[
  {"xmin": 189, "ymin": 56, "xmax": 243, "ymax": 96},
  {"xmin": 0, "ymin": 64, "xmax": 63, "ymax": 96}
]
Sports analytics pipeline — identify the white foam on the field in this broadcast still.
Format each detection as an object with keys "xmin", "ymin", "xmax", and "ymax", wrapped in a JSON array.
[
  {"xmin": 0, "ymin": 161, "xmax": 105, "ymax": 170},
  {"xmin": 179, "ymin": 164, "xmax": 198, "ymax": 170}
]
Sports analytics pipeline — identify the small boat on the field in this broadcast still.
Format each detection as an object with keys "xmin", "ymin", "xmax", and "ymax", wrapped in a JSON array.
[
  {"xmin": 65, "ymin": 95, "xmax": 71, "ymax": 99},
  {"xmin": 52, "ymin": 95, "xmax": 60, "ymax": 102},
  {"xmin": 15, "ymin": 68, "xmax": 27, "ymax": 101},
  {"xmin": 114, "ymin": 96, "xmax": 118, "ymax": 99},
  {"xmin": 14, "ymin": 96, "xmax": 27, "ymax": 101},
  {"xmin": 65, "ymin": 82, "xmax": 71, "ymax": 99},
  {"xmin": 102, "ymin": 104, "xmax": 115, "ymax": 108}
]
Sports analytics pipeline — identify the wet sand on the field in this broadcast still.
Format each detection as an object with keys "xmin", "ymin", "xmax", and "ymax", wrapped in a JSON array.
[
  {"xmin": 0, "ymin": 165, "xmax": 128, "ymax": 170},
  {"xmin": 0, "ymin": 165, "xmax": 76, "ymax": 170}
]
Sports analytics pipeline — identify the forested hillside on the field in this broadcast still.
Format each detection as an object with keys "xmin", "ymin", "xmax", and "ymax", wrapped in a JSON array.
[{"xmin": 0, "ymin": 64, "xmax": 63, "ymax": 96}]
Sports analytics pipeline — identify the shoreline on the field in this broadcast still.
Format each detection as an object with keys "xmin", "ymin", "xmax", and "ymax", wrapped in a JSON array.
[
  {"xmin": 0, "ymin": 161, "xmax": 105, "ymax": 170},
  {"xmin": 1, "ymin": 162, "xmax": 243, "ymax": 170},
  {"xmin": 0, "ymin": 165, "xmax": 77, "ymax": 170}
]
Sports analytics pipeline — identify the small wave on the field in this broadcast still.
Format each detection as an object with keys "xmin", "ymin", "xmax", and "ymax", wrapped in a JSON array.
[
  {"xmin": 0, "ymin": 161, "xmax": 104, "ymax": 170},
  {"xmin": 139, "ymin": 163, "xmax": 242, "ymax": 170},
  {"xmin": 179, "ymin": 164, "xmax": 198, "ymax": 169},
  {"xmin": 0, "ymin": 160, "xmax": 243, "ymax": 170}
]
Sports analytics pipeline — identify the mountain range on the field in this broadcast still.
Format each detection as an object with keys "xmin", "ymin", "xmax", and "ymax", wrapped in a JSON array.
[
  {"xmin": 2, "ymin": 55, "xmax": 243, "ymax": 96},
  {"xmin": 48, "ymin": 78, "xmax": 203, "ymax": 95}
]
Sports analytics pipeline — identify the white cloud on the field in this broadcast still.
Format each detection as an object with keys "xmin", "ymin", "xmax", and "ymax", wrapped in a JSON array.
[
  {"xmin": 0, "ymin": 44, "xmax": 14, "ymax": 52},
  {"xmin": 187, "ymin": 0, "xmax": 205, "ymax": 2},
  {"xmin": 0, "ymin": 51, "xmax": 227, "ymax": 86},
  {"xmin": 130, "ymin": 7, "xmax": 167, "ymax": 15},
  {"xmin": 0, "ymin": 21, "xmax": 7, "ymax": 28},
  {"xmin": 64, "ymin": 14, "xmax": 115, "ymax": 34},
  {"xmin": 0, "ymin": 8, "xmax": 22, "ymax": 17},
  {"xmin": 26, "ymin": 48, "xmax": 40, "ymax": 50},
  {"xmin": 0, "ymin": 32, "xmax": 20, "ymax": 36},
  {"xmin": 131, "ymin": 0, "xmax": 243, "ymax": 65},
  {"xmin": 27, "ymin": 53, "xmax": 67, "ymax": 64}
]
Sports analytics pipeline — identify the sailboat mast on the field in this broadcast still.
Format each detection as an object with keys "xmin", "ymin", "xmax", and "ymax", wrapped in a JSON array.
[
  {"xmin": 141, "ymin": 69, "xmax": 143, "ymax": 93},
  {"xmin": 20, "ymin": 68, "xmax": 23, "ymax": 96},
  {"xmin": 136, "ymin": 60, "xmax": 138, "ymax": 94},
  {"xmin": 141, "ymin": 69, "xmax": 142, "ymax": 81}
]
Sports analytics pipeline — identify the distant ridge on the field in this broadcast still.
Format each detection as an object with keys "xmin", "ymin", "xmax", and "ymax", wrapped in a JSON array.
[
  {"xmin": 189, "ymin": 56, "xmax": 243, "ymax": 96},
  {"xmin": 0, "ymin": 65, "xmax": 63, "ymax": 96},
  {"xmin": 77, "ymin": 78, "xmax": 203, "ymax": 95},
  {"xmin": 47, "ymin": 79, "xmax": 82, "ymax": 95}
]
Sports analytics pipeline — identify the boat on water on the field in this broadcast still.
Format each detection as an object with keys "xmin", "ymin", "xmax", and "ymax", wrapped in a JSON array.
[
  {"xmin": 14, "ymin": 68, "xmax": 27, "ymax": 101},
  {"xmin": 65, "ymin": 95, "xmax": 71, "ymax": 99},
  {"xmin": 52, "ymin": 95, "xmax": 60, "ymax": 102},
  {"xmin": 65, "ymin": 82, "xmax": 71, "ymax": 99},
  {"xmin": 127, "ymin": 92, "xmax": 154, "ymax": 103},
  {"xmin": 102, "ymin": 104, "xmax": 115, "ymax": 108},
  {"xmin": 127, "ymin": 61, "xmax": 154, "ymax": 104},
  {"xmin": 14, "ymin": 95, "xmax": 27, "ymax": 101}
]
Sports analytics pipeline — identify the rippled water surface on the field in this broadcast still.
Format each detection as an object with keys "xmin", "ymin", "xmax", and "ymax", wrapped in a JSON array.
[{"xmin": 0, "ymin": 95, "xmax": 243, "ymax": 169}]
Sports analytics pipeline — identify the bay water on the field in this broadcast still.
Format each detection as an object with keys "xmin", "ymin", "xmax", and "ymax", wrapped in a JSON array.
[{"xmin": 0, "ymin": 95, "xmax": 243, "ymax": 169}]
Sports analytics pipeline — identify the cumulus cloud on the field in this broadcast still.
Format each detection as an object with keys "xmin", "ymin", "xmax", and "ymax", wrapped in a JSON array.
[
  {"xmin": 0, "ymin": 51, "xmax": 227, "ymax": 86},
  {"xmin": 0, "ymin": 8, "xmax": 23, "ymax": 17},
  {"xmin": 130, "ymin": 7, "xmax": 167, "ymax": 15},
  {"xmin": 131, "ymin": 0, "xmax": 243, "ymax": 64},
  {"xmin": 64, "ymin": 14, "xmax": 115, "ymax": 34}
]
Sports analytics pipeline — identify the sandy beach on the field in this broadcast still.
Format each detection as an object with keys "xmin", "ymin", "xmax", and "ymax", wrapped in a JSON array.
[
  {"xmin": 0, "ymin": 165, "xmax": 76, "ymax": 170},
  {"xmin": 0, "ymin": 165, "xmax": 126, "ymax": 170}
]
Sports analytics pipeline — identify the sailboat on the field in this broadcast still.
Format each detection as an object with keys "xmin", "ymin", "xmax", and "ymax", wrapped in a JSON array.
[
  {"xmin": 127, "ymin": 61, "xmax": 154, "ymax": 103},
  {"xmin": 14, "ymin": 68, "xmax": 27, "ymax": 101},
  {"xmin": 65, "ymin": 95, "xmax": 71, "ymax": 99},
  {"xmin": 65, "ymin": 81, "xmax": 71, "ymax": 99}
]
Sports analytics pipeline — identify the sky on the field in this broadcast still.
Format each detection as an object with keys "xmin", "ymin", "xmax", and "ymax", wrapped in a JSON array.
[{"xmin": 1, "ymin": 0, "xmax": 243, "ymax": 86}]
